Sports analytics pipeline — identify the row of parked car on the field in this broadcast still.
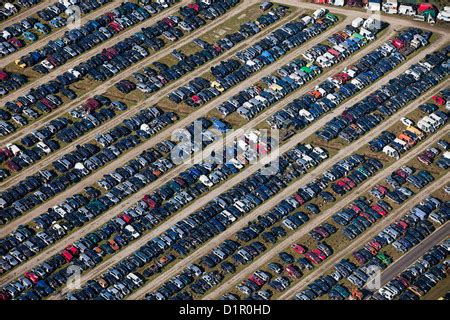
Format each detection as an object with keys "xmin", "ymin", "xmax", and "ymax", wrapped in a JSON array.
[
  {"xmin": 346, "ymin": 195, "xmax": 444, "ymax": 299},
  {"xmin": 316, "ymin": 44, "xmax": 447, "ymax": 144},
  {"xmin": 0, "ymin": 69, "xmax": 28, "ymax": 98},
  {"xmin": 370, "ymin": 112, "xmax": 447, "ymax": 160},
  {"xmin": 0, "ymin": 118, "xmax": 219, "ymax": 297},
  {"xmin": 0, "ymin": 6, "xmax": 299, "ymax": 211},
  {"xmin": 214, "ymin": 19, "xmax": 377, "ymax": 121},
  {"xmin": 305, "ymin": 24, "xmax": 377, "ymax": 69},
  {"xmin": 167, "ymin": 11, "xmax": 338, "ymax": 108},
  {"xmin": 142, "ymin": 143, "xmax": 330, "ymax": 299},
  {"xmin": 209, "ymin": 157, "xmax": 388, "ymax": 299},
  {"xmin": 420, "ymin": 139, "xmax": 450, "ymax": 171},
  {"xmin": 267, "ymin": 28, "xmax": 431, "ymax": 131},
  {"xmin": 9, "ymin": 39, "xmax": 442, "ymax": 298},
  {"xmin": 0, "ymin": 103, "xmax": 179, "ymax": 227},
  {"xmin": 0, "ymin": 116, "xmax": 225, "ymax": 290},
  {"xmin": 222, "ymin": 113, "xmax": 449, "ymax": 300},
  {"xmin": 1, "ymin": 95, "xmax": 111, "ymax": 166},
  {"xmin": 292, "ymin": 196, "xmax": 443, "ymax": 300},
  {"xmin": 0, "ymin": 143, "xmax": 176, "ymax": 275},
  {"xmin": 51, "ymin": 128, "xmax": 272, "ymax": 299},
  {"xmin": 155, "ymin": 149, "xmax": 387, "ymax": 299},
  {"xmin": 291, "ymin": 145, "xmax": 448, "ymax": 300},
  {"xmin": 376, "ymin": 238, "xmax": 449, "ymax": 300},
  {"xmin": 0, "ymin": 0, "xmax": 237, "ymax": 140},
  {"xmin": 0, "ymin": 0, "xmax": 112, "ymax": 59},
  {"xmin": 0, "ymin": 1, "xmax": 41, "ymax": 22},
  {"xmin": 10, "ymin": 0, "xmax": 154, "ymax": 66},
  {"xmin": 127, "ymin": 5, "xmax": 288, "ymax": 96},
  {"xmin": 0, "ymin": 4, "xmax": 309, "ymax": 222}
]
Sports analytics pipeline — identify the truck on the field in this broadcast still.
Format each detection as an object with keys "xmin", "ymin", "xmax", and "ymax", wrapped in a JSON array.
[
  {"xmin": 6, "ymin": 143, "xmax": 21, "ymax": 156},
  {"xmin": 352, "ymin": 17, "xmax": 365, "ymax": 28},
  {"xmin": 301, "ymin": 15, "xmax": 312, "ymax": 25},
  {"xmin": 312, "ymin": 8, "xmax": 327, "ymax": 19},
  {"xmin": 437, "ymin": 10, "xmax": 450, "ymax": 22},
  {"xmin": 383, "ymin": 146, "xmax": 400, "ymax": 159},
  {"xmin": 366, "ymin": 0, "xmax": 381, "ymax": 12},
  {"xmin": 359, "ymin": 28, "xmax": 375, "ymax": 41},
  {"xmin": 417, "ymin": 119, "xmax": 433, "ymax": 133},
  {"xmin": 382, "ymin": 1, "xmax": 398, "ymax": 14},
  {"xmin": 398, "ymin": 4, "xmax": 416, "ymax": 16},
  {"xmin": 363, "ymin": 17, "xmax": 381, "ymax": 32}
]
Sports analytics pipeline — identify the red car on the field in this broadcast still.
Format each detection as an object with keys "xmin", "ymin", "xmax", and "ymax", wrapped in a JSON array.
[
  {"xmin": 293, "ymin": 194, "xmax": 305, "ymax": 205},
  {"xmin": 396, "ymin": 220, "xmax": 409, "ymax": 230},
  {"xmin": 336, "ymin": 180, "xmax": 351, "ymax": 191},
  {"xmin": 359, "ymin": 212, "xmax": 376, "ymax": 224},
  {"xmin": 396, "ymin": 276, "xmax": 410, "ymax": 287},
  {"xmin": 191, "ymin": 95, "xmax": 201, "ymax": 105},
  {"xmin": 313, "ymin": 227, "xmax": 329, "ymax": 238},
  {"xmin": 342, "ymin": 177, "xmax": 356, "ymax": 188},
  {"xmin": 291, "ymin": 243, "xmax": 307, "ymax": 254},
  {"xmin": 256, "ymin": 143, "xmax": 269, "ymax": 155},
  {"xmin": 311, "ymin": 248, "xmax": 327, "ymax": 261},
  {"xmin": 83, "ymin": 98, "xmax": 101, "ymax": 112},
  {"xmin": 372, "ymin": 205, "xmax": 388, "ymax": 216},
  {"xmin": 248, "ymin": 274, "xmax": 264, "ymax": 286},
  {"xmin": 6, "ymin": 160, "xmax": 21, "ymax": 172},
  {"xmin": 162, "ymin": 17, "xmax": 175, "ymax": 27},
  {"xmin": 305, "ymin": 252, "xmax": 322, "ymax": 264},
  {"xmin": 8, "ymin": 37, "xmax": 24, "ymax": 48},
  {"xmin": 174, "ymin": 177, "xmax": 186, "ymax": 188},
  {"xmin": 143, "ymin": 195, "xmax": 158, "ymax": 209},
  {"xmin": 285, "ymin": 264, "xmax": 302, "ymax": 278},
  {"xmin": 24, "ymin": 271, "xmax": 39, "ymax": 284},
  {"xmin": 351, "ymin": 204, "xmax": 362, "ymax": 214},
  {"xmin": 188, "ymin": 3, "xmax": 199, "ymax": 11},
  {"xmin": 61, "ymin": 250, "xmax": 74, "ymax": 263},
  {"xmin": 391, "ymin": 38, "xmax": 405, "ymax": 49},
  {"xmin": 119, "ymin": 213, "xmax": 132, "ymax": 224},
  {"xmin": 368, "ymin": 239, "xmax": 382, "ymax": 251},
  {"xmin": 0, "ymin": 292, "xmax": 11, "ymax": 300},
  {"xmin": 0, "ymin": 70, "xmax": 9, "ymax": 81},
  {"xmin": 376, "ymin": 184, "xmax": 388, "ymax": 194},
  {"xmin": 40, "ymin": 98, "xmax": 57, "ymax": 110},
  {"xmin": 65, "ymin": 245, "xmax": 79, "ymax": 256},
  {"xmin": 109, "ymin": 21, "xmax": 122, "ymax": 32},
  {"xmin": 395, "ymin": 169, "xmax": 409, "ymax": 179}
]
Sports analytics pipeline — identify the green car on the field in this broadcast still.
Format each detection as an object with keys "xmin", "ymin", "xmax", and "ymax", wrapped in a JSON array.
[{"xmin": 376, "ymin": 253, "xmax": 392, "ymax": 265}]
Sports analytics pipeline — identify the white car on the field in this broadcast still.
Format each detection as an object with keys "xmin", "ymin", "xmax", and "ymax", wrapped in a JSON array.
[
  {"xmin": 400, "ymin": 117, "xmax": 414, "ymax": 126},
  {"xmin": 199, "ymin": 174, "xmax": 213, "ymax": 187},
  {"xmin": 125, "ymin": 225, "xmax": 140, "ymax": 239},
  {"xmin": 37, "ymin": 142, "xmax": 52, "ymax": 154}
]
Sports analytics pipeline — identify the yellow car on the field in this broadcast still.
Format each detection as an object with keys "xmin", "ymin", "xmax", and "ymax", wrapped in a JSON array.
[
  {"xmin": 15, "ymin": 60, "xmax": 26, "ymax": 68},
  {"xmin": 211, "ymin": 81, "xmax": 225, "ymax": 92}
]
